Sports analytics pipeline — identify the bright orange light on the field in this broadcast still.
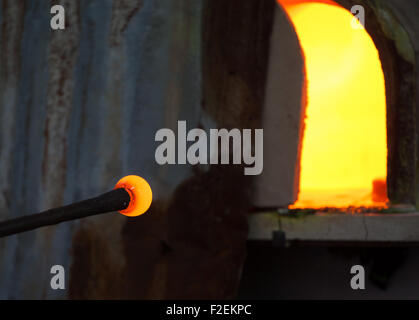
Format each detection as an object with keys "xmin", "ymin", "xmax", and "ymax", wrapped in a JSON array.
[
  {"xmin": 115, "ymin": 175, "xmax": 153, "ymax": 216},
  {"xmin": 278, "ymin": 0, "xmax": 388, "ymax": 208}
]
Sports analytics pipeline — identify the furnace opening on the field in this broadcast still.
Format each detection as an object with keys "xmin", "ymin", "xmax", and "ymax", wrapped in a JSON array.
[{"xmin": 278, "ymin": 0, "xmax": 388, "ymax": 208}]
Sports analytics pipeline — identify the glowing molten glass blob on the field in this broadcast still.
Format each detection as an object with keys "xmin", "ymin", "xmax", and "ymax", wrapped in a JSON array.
[
  {"xmin": 278, "ymin": 0, "xmax": 388, "ymax": 208},
  {"xmin": 115, "ymin": 175, "xmax": 153, "ymax": 216}
]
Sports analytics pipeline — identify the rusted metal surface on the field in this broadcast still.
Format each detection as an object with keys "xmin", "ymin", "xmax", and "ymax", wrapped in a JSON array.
[
  {"xmin": 70, "ymin": 0, "xmax": 274, "ymax": 299},
  {"xmin": 0, "ymin": 0, "xmax": 275, "ymax": 299},
  {"xmin": 0, "ymin": 0, "xmax": 26, "ymax": 299},
  {"xmin": 195, "ymin": 0, "xmax": 274, "ymax": 298},
  {"xmin": 0, "ymin": 0, "xmax": 203, "ymax": 299}
]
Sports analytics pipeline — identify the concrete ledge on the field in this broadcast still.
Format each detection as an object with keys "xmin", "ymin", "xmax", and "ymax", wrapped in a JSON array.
[{"xmin": 248, "ymin": 212, "xmax": 419, "ymax": 242}]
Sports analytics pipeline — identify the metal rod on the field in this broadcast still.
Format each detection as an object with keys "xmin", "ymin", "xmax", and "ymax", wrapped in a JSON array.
[{"xmin": 0, "ymin": 188, "xmax": 130, "ymax": 238}]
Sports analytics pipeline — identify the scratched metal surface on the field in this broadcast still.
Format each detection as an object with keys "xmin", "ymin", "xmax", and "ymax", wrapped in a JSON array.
[{"xmin": 0, "ymin": 0, "xmax": 202, "ymax": 299}]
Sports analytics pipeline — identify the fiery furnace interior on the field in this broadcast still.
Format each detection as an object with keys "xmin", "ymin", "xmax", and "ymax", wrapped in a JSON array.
[{"xmin": 278, "ymin": 0, "xmax": 388, "ymax": 208}]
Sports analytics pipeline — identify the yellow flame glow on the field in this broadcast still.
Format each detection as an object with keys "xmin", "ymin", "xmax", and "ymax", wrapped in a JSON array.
[{"xmin": 278, "ymin": 0, "xmax": 388, "ymax": 207}]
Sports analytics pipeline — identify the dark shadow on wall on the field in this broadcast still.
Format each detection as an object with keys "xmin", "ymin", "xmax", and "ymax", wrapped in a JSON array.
[{"xmin": 238, "ymin": 242, "xmax": 416, "ymax": 299}]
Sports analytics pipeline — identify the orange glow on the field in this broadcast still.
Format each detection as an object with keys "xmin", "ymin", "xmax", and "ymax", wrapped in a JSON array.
[
  {"xmin": 278, "ymin": 0, "xmax": 388, "ymax": 207},
  {"xmin": 115, "ymin": 175, "xmax": 153, "ymax": 216}
]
